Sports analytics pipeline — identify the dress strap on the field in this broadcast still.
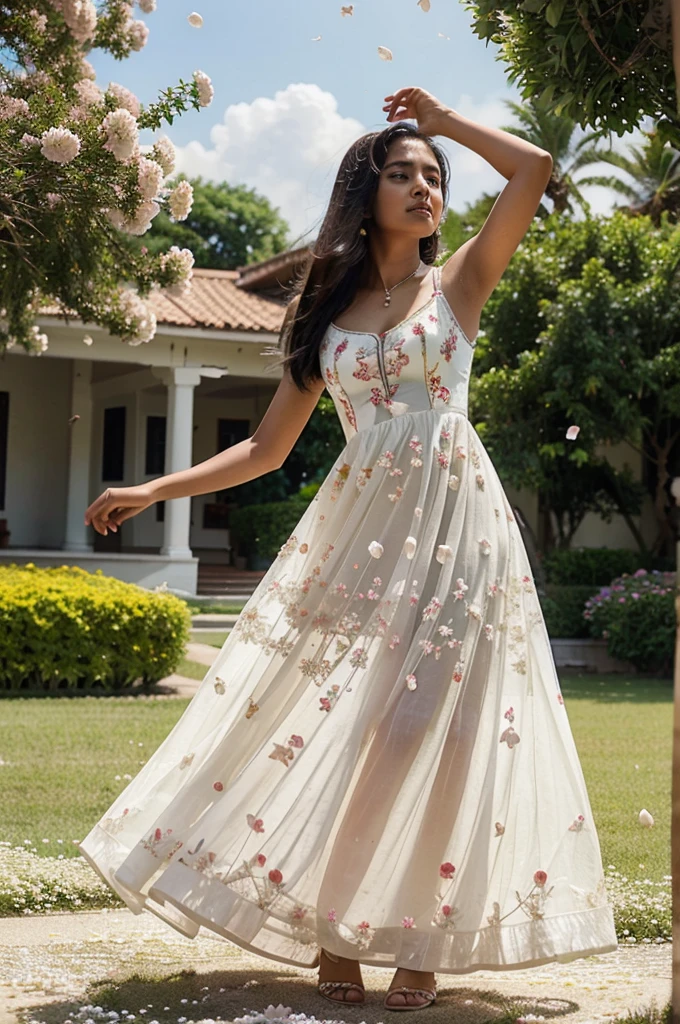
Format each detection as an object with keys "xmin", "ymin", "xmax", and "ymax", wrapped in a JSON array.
[{"xmin": 431, "ymin": 264, "xmax": 442, "ymax": 296}]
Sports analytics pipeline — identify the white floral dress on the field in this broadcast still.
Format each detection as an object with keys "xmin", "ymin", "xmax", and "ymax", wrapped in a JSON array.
[{"xmin": 79, "ymin": 264, "xmax": 618, "ymax": 974}]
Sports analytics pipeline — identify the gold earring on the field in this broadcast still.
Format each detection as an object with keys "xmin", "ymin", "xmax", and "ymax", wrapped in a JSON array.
[{"xmin": 359, "ymin": 226, "xmax": 367, "ymax": 236}]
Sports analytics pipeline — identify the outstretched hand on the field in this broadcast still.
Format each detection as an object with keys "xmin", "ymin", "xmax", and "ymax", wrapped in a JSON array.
[
  {"xmin": 84, "ymin": 485, "xmax": 155, "ymax": 536},
  {"xmin": 383, "ymin": 87, "xmax": 453, "ymax": 137}
]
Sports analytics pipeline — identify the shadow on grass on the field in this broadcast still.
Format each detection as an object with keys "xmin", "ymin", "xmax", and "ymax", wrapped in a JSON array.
[{"xmin": 14, "ymin": 963, "xmax": 673, "ymax": 1024}]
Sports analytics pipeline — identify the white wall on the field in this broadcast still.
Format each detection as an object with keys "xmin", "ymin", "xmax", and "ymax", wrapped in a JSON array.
[{"xmin": 1, "ymin": 353, "xmax": 71, "ymax": 547}]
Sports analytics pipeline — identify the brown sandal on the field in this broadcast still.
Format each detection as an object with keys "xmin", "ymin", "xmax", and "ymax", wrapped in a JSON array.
[{"xmin": 316, "ymin": 947, "xmax": 366, "ymax": 1006}]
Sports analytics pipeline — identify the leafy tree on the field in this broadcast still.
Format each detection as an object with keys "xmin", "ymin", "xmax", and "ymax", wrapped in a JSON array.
[
  {"xmin": 463, "ymin": 0, "xmax": 679, "ymax": 147},
  {"xmin": 470, "ymin": 209, "xmax": 680, "ymax": 556},
  {"xmin": 0, "ymin": 0, "xmax": 215, "ymax": 353},
  {"xmin": 142, "ymin": 176, "xmax": 291, "ymax": 269}
]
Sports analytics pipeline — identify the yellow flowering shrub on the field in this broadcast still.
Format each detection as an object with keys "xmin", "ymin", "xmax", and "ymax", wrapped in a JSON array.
[{"xmin": 0, "ymin": 564, "xmax": 191, "ymax": 693}]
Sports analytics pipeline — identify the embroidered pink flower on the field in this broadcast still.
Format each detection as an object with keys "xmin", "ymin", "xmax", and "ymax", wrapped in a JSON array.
[
  {"xmin": 319, "ymin": 697, "xmax": 332, "ymax": 712},
  {"xmin": 405, "ymin": 673, "xmax": 417, "ymax": 691},
  {"xmin": 357, "ymin": 920, "xmax": 371, "ymax": 932},
  {"xmin": 213, "ymin": 781, "xmax": 224, "ymax": 792},
  {"xmin": 328, "ymin": 908, "xmax": 337, "ymax": 922},
  {"xmin": 504, "ymin": 706, "xmax": 515, "ymax": 722},
  {"xmin": 268, "ymin": 868, "xmax": 283, "ymax": 884},
  {"xmin": 289, "ymin": 734, "xmax": 304, "ymax": 748},
  {"xmin": 256, "ymin": 853, "xmax": 267, "ymax": 866},
  {"xmin": 246, "ymin": 814, "xmax": 265, "ymax": 833},
  {"xmin": 557, "ymin": 693, "xmax": 564, "ymax": 705},
  {"xmin": 292, "ymin": 905, "xmax": 306, "ymax": 919},
  {"xmin": 479, "ymin": 538, "xmax": 492, "ymax": 556},
  {"xmin": 388, "ymin": 634, "xmax": 401, "ymax": 649},
  {"xmin": 440, "ymin": 861, "xmax": 455, "ymax": 879},
  {"xmin": 154, "ymin": 828, "xmax": 162, "ymax": 841},
  {"xmin": 411, "ymin": 321, "xmax": 425, "ymax": 336},
  {"xmin": 533, "ymin": 870, "xmax": 548, "ymax": 888},
  {"xmin": 441, "ymin": 904, "xmax": 452, "ymax": 917},
  {"xmin": 402, "ymin": 916, "xmax": 415, "ymax": 928}
]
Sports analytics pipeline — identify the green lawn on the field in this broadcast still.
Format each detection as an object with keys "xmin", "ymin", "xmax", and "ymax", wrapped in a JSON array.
[
  {"xmin": 0, "ymin": 673, "xmax": 671, "ymax": 884},
  {"xmin": 188, "ymin": 629, "xmax": 231, "ymax": 648}
]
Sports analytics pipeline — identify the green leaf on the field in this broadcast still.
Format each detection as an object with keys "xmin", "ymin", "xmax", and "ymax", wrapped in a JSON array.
[{"xmin": 546, "ymin": 0, "xmax": 566, "ymax": 27}]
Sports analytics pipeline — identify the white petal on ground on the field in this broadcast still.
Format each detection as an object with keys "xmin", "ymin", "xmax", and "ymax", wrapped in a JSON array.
[
  {"xmin": 377, "ymin": 45, "xmax": 393, "ymax": 61},
  {"xmin": 639, "ymin": 809, "xmax": 654, "ymax": 828}
]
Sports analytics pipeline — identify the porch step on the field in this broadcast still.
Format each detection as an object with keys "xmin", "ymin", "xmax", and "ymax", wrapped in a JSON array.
[{"xmin": 196, "ymin": 564, "xmax": 267, "ymax": 598}]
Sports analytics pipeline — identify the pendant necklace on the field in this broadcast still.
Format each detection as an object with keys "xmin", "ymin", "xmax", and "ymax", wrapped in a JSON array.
[{"xmin": 380, "ymin": 260, "xmax": 424, "ymax": 307}]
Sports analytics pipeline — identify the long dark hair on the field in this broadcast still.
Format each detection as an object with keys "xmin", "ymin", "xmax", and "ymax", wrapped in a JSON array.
[{"xmin": 263, "ymin": 122, "xmax": 452, "ymax": 393}]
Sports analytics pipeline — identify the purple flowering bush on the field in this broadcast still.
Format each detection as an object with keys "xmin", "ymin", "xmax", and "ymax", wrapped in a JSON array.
[{"xmin": 583, "ymin": 569, "xmax": 678, "ymax": 675}]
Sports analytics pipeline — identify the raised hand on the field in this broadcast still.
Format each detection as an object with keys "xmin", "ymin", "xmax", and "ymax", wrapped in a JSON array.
[{"xmin": 383, "ymin": 87, "xmax": 452, "ymax": 137}]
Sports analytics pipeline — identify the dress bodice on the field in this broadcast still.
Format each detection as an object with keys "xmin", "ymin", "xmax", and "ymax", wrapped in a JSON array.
[{"xmin": 319, "ymin": 265, "xmax": 477, "ymax": 441}]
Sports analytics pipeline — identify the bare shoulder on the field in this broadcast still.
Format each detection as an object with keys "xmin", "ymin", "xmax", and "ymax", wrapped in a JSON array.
[{"xmin": 439, "ymin": 242, "xmax": 482, "ymax": 346}]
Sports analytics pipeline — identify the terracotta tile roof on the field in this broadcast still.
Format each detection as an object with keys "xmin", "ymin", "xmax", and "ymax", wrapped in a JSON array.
[{"xmin": 39, "ymin": 258, "xmax": 311, "ymax": 333}]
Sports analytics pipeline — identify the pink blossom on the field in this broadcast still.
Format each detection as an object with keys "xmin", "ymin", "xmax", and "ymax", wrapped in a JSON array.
[
  {"xmin": 401, "ymin": 916, "xmax": 415, "ymax": 928},
  {"xmin": 268, "ymin": 868, "xmax": 283, "ymax": 884},
  {"xmin": 439, "ymin": 861, "xmax": 455, "ymax": 879},
  {"xmin": 533, "ymin": 870, "xmax": 548, "ymax": 887}
]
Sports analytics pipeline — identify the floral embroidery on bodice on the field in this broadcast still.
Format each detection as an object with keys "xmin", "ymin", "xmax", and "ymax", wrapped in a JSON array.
[{"xmin": 320, "ymin": 265, "xmax": 476, "ymax": 441}]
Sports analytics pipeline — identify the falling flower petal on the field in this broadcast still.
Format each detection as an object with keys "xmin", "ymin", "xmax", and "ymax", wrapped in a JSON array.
[
  {"xmin": 566, "ymin": 424, "xmax": 580, "ymax": 440},
  {"xmin": 368, "ymin": 540, "xmax": 384, "ymax": 558},
  {"xmin": 341, "ymin": 4, "xmax": 354, "ymax": 14},
  {"xmin": 187, "ymin": 11, "xmax": 203, "ymax": 27},
  {"xmin": 417, "ymin": 0, "xmax": 431, "ymax": 9},
  {"xmin": 639, "ymin": 808, "xmax": 654, "ymax": 828},
  {"xmin": 404, "ymin": 535, "xmax": 417, "ymax": 559},
  {"xmin": 82, "ymin": 334, "xmax": 93, "ymax": 346},
  {"xmin": 436, "ymin": 544, "xmax": 453, "ymax": 563},
  {"xmin": 378, "ymin": 45, "xmax": 393, "ymax": 60},
  {"xmin": 437, "ymin": 31, "xmax": 449, "ymax": 38},
  {"xmin": 311, "ymin": 34, "xmax": 322, "ymax": 41}
]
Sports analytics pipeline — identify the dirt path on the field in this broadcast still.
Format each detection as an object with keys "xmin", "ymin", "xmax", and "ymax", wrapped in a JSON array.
[{"xmin": 0, "ymin": 907, "xmax": 671, "ymax": 1024}]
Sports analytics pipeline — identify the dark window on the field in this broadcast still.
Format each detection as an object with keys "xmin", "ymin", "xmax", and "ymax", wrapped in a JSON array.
[
  {"xmin": 145, "ymin": 415, "xmax": 166, "ymax": 475},
  {"xmin": 0, "ymin": 391, "xmax": 8, "ymax": 509},
  {"xmin": 216, "ymin": 419, "xmax": 250, "ymax": 502},
  {"xmin": 101, "ymin": 406, "xmax": 126, "ymax": 482}
]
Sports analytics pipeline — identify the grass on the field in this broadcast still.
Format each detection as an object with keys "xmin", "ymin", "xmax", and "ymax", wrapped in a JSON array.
[
  {"xmin": 177, "ymin": 656, "xmax": 213, "ymax": 680},
  {"xmin": 182, "ymin": 599, "xmax": 246, "ymax": 615},
  {"xmin": 0, "ymin": 672, "xmax": 670, "ymax": 882},
  {"xmin": 189, "ymin": 630, "xmax": 231, "ymax": 648}
]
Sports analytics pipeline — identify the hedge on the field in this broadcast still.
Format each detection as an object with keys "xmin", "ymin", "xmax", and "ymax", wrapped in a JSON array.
[{"xmin": 0, "ymin": 564, "xmax": 191, "ymax": 694}]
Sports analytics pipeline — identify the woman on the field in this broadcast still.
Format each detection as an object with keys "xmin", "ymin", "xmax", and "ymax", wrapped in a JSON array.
[{"xmin": 80, "ymin": 87, "xmax": 618, "ymax": 1013}]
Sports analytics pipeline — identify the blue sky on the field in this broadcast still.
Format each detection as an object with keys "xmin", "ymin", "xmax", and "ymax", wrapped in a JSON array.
[{"xmin": 89, "ymin": 0, "xmax": 644, "ymax": 244}]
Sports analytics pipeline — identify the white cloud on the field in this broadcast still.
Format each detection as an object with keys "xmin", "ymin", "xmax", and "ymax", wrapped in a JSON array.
[
  {"xmin": 174, "ymin": 82, "xmax": 365, "ymax": 244},
  {"xmin": 174, "ymin": 83, "xmax": 657, "ymax": 244}
]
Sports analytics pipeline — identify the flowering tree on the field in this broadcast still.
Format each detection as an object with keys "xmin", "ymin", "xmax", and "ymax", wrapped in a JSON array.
[{"xmin": 0, "ymin": 0, "xmax": 215, "ymax": 353}]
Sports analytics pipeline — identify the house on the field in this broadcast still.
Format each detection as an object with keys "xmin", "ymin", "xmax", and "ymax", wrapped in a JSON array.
[
  {"xmin": 0, "ymin": 247, "xmax": 308, "ymax": 595},
  {"xmin": 0, "ymin": 246, "xmax": 657, "ymax": 596}
]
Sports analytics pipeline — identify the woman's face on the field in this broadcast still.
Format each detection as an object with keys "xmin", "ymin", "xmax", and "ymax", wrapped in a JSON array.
[{"xmin": 369, "ymin": 136, "xmax": 444, "ymax": 238}]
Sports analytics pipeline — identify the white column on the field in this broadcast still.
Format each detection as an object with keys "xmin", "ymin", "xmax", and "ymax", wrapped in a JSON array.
[
  {"xmin": 64, "ymin": 359, "xmax": 94, "ymax": 553},
  {"xmin": 159, "ymin": 367, "xmax": 202, "ymax": 559}
]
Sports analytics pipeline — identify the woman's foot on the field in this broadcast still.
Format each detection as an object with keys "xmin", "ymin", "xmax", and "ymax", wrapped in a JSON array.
[
  {"xmin": 384, "ymin": 967, "xmax": 437, "ymax": 1009},
  {"xmin": 317, "ymin": 947, "xmax": 365, "ymax": 1004}
]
